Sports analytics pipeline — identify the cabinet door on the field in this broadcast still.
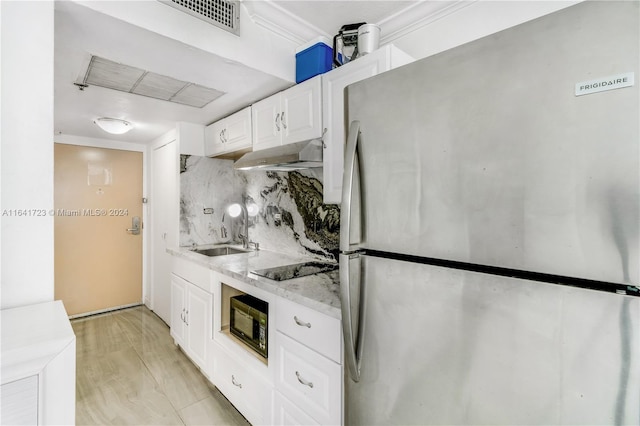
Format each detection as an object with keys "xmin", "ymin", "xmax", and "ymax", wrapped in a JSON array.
[
  {"xmin": 152, "ymin": 141, "xmax": 178, "ymax": 325},
  {"xmin": 170, "ymin": 275, "xmax": 186, "ymax": 346},
  {"xmin": 281, "ymin": 76, "xmax": 322, "ymax": 146},
  {"xmin": 252, "ymin": 94, "xmax": 282, "ymax": 151},
  {"xmin": 322, "ymin": 46, "xmax": 414, "ymax": 203},
  {"xmin": 186, "ymin": 283, "xmax": 211, "ymax": 371},
  {"xmin": 204, "ymin": 120, "xmax": 226, "ymax": 156},
  {"xmin": 224, "ymin": 107, "xmax": 252, "ymax": 152},
  {"xmin": 322, "ymin": 53, "xmax": 390, "ymax": 204}
]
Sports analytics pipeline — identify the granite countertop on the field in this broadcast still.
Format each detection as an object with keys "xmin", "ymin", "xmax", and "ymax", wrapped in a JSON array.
[{"xmin": 168, "ymin": 245, "xmax": 341, "ymax": 319}]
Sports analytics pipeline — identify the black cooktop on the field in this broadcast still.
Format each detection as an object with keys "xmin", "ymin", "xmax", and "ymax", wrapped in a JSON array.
[{"xmin": 251, "ymin": 261, "xmax": 338, "ymax": 281}]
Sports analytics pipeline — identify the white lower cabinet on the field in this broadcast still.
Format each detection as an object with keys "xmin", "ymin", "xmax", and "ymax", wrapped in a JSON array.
[
  {"xmin": 275, "ymin": 332, "xmax": 342, "ymax": 425},
  {"xmin": 171, "ymin": 265, "xmax": 343, "ymax": 425},
  {"xmin": 1, "ymin": 301, "xmax": 76, "ymax": 426},
  {"xmin": 1, "ymin": 375, "xmax": 38, "ymax": 425},
  {"xmin": 274, "ymin": 390, "xmax": 320, "ymax": 426},
  {"xmin": 275, "ymin": 297, "xmax": 342, "ymax": 363},
  {"xmin": 274, "ymin": 297, "xmax": 343, "ymax": 424},
  {"xmin": 170, "ymin": 272, "xmax": 212, "ymax": 373},
  {"xmin": 212, "ymin": 341, "xmax": 273, "ymax": 425}
]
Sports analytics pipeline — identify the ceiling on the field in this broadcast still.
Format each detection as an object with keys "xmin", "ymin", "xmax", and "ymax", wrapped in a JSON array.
[
  {"xmin": 54, "ymin": 0, "xmax": 425, "ymax": 145},
  {"xmin": 262, "ymin": 1, "xmax": 416, "ymax": 39}
]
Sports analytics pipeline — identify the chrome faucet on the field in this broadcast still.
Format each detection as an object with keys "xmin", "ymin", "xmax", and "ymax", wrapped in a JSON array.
[
  {"xmin": 221, "ymin": 212, "xmax": 228, "ymax": 239},
  {"xmin": 229, "ymin": 203, "xmax": 259, "ymax": 250},
  {"xmin": 238, "ymin": 204, "xmax": 249, "ymax": 249}
]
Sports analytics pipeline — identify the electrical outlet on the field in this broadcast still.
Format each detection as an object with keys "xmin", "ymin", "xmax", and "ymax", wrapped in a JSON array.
[{"xmin": 203, "ymin": 208, "xmax": 214, "ymax": 214}]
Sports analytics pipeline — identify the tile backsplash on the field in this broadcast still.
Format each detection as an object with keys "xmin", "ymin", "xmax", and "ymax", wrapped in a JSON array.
[{"xmin": 180, "ymin": 155, "xmax": 339, "ymax": 261}]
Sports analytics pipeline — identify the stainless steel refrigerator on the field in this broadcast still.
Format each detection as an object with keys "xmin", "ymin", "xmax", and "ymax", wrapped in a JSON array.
[{"xmin": 339, "ymin": 2, "xmax": 639, "ymax": 425}]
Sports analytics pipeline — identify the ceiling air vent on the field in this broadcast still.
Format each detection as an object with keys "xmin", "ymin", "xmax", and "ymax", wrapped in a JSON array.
[
  {"xmin": 160, "ymin": 0, "xmax": 240, "ymax": 35},
  {"xmin": 77, "ymin": 56, "xmax": 226, "ymax": 108}
]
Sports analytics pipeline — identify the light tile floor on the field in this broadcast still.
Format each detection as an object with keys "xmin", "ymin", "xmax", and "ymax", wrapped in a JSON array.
[{"xmin": 72, "ymin": 306, "xmax": 251, "ymax": 426}]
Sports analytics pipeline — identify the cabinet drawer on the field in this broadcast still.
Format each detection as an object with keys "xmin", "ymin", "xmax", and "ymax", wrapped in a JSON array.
[
  {"xmin": 276, "ymin": 297, "xmax": 341, "ymax": 363},
  {"xmin": 275, "ymin": 332, "xmax": 341, "ymax": 425},
  {"xmin": 212, "ymin": 343, "xmax": 272, "ymax": 425},
  {"xmin": 273, "ymin": 391, "xmax": 320, "ymax": 426}
]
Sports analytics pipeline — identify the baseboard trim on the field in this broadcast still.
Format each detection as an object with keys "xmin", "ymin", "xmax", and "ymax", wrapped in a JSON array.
[{"xmin": 68, "ymin": 302, "xmax": 143, "ymax": 319}]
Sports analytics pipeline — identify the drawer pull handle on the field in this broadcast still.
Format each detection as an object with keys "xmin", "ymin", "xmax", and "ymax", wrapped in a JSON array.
[
  {"xmin": 296, "ymin": 371, "xmax": 314, "ymax": 388},
  {"xmin": 294, "ymin": 316, "xmax": 311, "ymax": 328},
  {"xmin": 231, "ymin": 375, "xmax": 242, "ymax": 388}
]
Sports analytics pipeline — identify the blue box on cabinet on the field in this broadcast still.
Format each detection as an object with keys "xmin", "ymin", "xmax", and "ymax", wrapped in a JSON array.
[{"xmin": 295, "ymin": 36, "xmax": 332, "ymax": 83}]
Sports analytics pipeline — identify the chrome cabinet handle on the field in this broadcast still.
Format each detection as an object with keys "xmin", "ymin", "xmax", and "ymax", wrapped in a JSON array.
[
  {"xmin": 293, "ymin": 316, "xmax": 311, "ymax": 328},
  {"xmin": 281, "ymin": 111, "xmax": 287, "ymax": 129},
  {"xmin": 295, "ymin": 371, "xmax": 313, "ymax": 388},
  {"xmin": 219, "ymin": 130, "xmax": 224, "ymax": 143},
  {"xmin": 275, "ymin": 112, "xmax": 281, "ymax": 131},
  {"xmin": 180, "ymin": 308, "xmax": 184, "ymax": 322},
  {"xmin": 185, "ymin": 310, "xmax": 189, "ymax": 326},
  {"xmin": 232, "ymin": 375, "xmax": 242, "ymax": 388}
]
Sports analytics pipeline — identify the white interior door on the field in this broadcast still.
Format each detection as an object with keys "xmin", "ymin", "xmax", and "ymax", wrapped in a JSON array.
[{"xmin": 151, "ymin": 140, "xmax": 178, "ymax": 325}]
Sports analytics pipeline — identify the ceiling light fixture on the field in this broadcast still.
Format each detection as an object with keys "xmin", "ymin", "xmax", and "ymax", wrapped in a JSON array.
[{"xmin": 93, "ymin": 117, "xmax": 133, "ymax": 135}]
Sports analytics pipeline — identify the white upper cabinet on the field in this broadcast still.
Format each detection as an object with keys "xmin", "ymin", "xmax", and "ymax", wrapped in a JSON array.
[
  {"xmin": 205, "ymin": 120, "xmax": 225, "ymax": 156},
  {"xmin": 281, "ymin": 77, "xmax": 322, "ymax": 145},
  {"xmin": 252, "ymin": 76, "xmax": 323, "ymax": 151},
  {"xmin": 251, "ymin": 94, "xmax": 281, "ymax": 150},
  {"xmin": 205, "ymin": 106, "xmax": 252, "ymax": 157},
  {"xmin": 322, "ymin": 45, "xmax": 414, "ymax": 204}
]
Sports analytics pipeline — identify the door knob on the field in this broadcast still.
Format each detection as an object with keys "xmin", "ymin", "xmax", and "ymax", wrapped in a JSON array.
[{"xmin": 126, "ymin": 216, "xmax": 141, "ymax": 235}]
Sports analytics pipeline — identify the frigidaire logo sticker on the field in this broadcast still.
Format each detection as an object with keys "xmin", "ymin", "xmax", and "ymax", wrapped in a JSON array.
[{"xmin": 575, "ymin": 72, "xmax": 634, "ymax": 96}]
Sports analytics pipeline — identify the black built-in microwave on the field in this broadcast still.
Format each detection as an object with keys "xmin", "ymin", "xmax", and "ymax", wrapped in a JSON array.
[{"xmin": 230, "ymin": 294, "xmax": 268, "ymax": 358}]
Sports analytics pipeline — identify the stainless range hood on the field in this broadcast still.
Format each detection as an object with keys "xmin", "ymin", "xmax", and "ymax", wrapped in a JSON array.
[{"xmin": 233, "ymin": 140, "xmax": 323, "ymax": 171}]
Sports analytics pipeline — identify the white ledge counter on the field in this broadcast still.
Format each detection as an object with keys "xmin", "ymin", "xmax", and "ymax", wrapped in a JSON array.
[
  {"xmin": 167, "ymin": 246, "xmax": 341, "ymax": 319},
  {"xmin": 1, "ymin": 300, "xmax": 76, "ymax": 425}
]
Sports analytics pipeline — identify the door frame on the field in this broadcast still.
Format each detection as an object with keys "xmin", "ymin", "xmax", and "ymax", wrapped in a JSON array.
[{"xmin": 54, "ymin": 134, "xmax": 149, "ymax": 307}]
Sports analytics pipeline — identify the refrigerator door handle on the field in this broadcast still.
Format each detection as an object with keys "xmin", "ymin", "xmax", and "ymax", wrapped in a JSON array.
[
  {"xmin": 340, "ymin": 120, "xmax": 362, "ymax": 252},
  {"xmin": 340, "ymin": 253, "xmax": 363, "ymax": 382}
]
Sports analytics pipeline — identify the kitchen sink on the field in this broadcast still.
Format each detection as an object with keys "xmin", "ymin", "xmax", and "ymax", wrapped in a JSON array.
[{"xmin": 193, "ymin": 246, "xmax": 248, "ymax": 257}]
